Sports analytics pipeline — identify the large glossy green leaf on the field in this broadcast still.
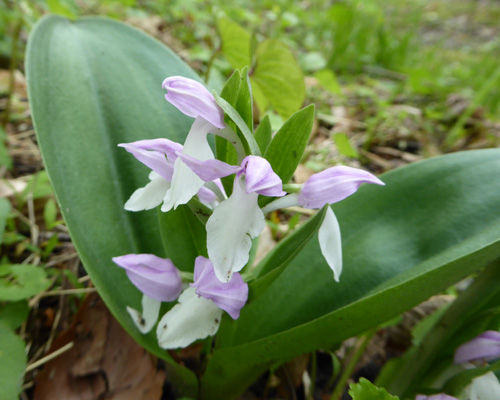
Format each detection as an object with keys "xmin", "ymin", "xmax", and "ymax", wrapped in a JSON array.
[
  {"xmin": 201, "ymin": 149, "xmax": 500, "ymax": 399},
  {"xmin": 26, "ymin": 15, "xmax": 199, "ymax": 394}
]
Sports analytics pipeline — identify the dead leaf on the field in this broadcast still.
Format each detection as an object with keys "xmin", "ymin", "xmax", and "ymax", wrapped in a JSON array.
[{"xmin": 34, "ymin": 293, "xmax": 165, "ymax": 400}]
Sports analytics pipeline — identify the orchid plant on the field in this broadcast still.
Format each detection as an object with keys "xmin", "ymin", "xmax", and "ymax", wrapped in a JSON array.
[
  {"xmin": 27, "ymin": 15, "xmax": 500, "ymax": 400},
  {"xmin": 112, "ymin": 75, "xmax": 384, "ymax": 349}
]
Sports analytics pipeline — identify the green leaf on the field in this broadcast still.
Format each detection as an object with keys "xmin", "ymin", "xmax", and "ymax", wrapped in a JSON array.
[
  {"xmin": 235, "ymin": 67, "xmax": 253, "ymax": 133},
  {"xmin": 349, "ymin": 378, "xmax": 399, "ymax": 400},
  {"xmin": 0, "ymin": 198, "xmax": 10, "ymax": 246},
  {"xmin": 254, "ymin": 114, "xmax": 272, "ymax": 154},
  {"xmin": 0, "ymin": 301, "xmax": 30, "ymax": 330},
  {"xmin": 334, "ymin": 132, "xmax": 359, "ymax": 159},
  {"xmin": 299, "ymin": 52, "xmax": 327, "ymax": 72},
  {"xmin": 0, "ymin": 126, "xmax": 12, "ymax": 169},
  {"xmin": 214, "ymin": 93, "xmax": 260, "ymax": 156},
  {"xmin": 158, "ymin": 205, "xmax": 207, "ymax": 272},
  {"xmin": 314, "ymin": 69, "xmax": 342, "ymax": 95},
  {"xmin": 251, "ymin": 39, "xmax": 305, "ymax": 119},
  {"xmin": 219, "ymin": 70, "xmax": 241, "ymax": 107},
  {"xmin": 47, "ymin": 0, "xmax": 77, "ymax": 19},
  {"xmin": 22, "ymin": 171, "xmax": 53, "ymax": 201},
  {"xmin": 26, "ymin": 15, "xmax": 199, "ymax": 394},
  {"xmin": 264, "ymin": 104, "xmax": 314, "ymax": 184},
  {"xmin": 0, "ymin": 265, "xmax": 51, "ymax": 301},
  {"xmin": 43, "ymin": 198, "xmax": 58, "ymax": 229},
  {"xmin": 218, "ymin": 18, "xmax": 251, "ymax": 70},
  {"xmin": 0, "ymin": 322, "xmax": 26, "ymax": 400},
  {"xmin": 217, "ymin": 70, "xmax": 241, "ymax": 166},
  {"xmin": 252, "ymin": 206, "xmax": 328, "ymax": 280},
  {"xmin": 201, "ymin": 149, "xmax": 500, "ymax": 399}
]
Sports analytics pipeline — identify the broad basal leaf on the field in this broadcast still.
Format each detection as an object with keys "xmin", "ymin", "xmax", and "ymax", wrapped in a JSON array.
[
  {"xmin": 27, "ymin": 15, "xmax": 200, "ymax": 395},
  {"xmin": 202, "ymin": 149, "xmax": 500, "ymax": 399}
]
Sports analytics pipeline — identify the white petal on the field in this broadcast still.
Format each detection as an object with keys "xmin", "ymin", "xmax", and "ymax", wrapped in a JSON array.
[
  {"xmin": 207, "ymin": 178, "xmax": 265, "ymax": 282},
  {"xmin": 156, "ymin": 287, "xmax": 222, "ymax": 349},
  {"xmin": 126, "ymin": 294, "xmax": 161, "ymax": 334},
  {"xmin": 318, "ymin": 207, "xmax": 342, "ymax": 282},
  {"xmin": 464, "ymin": 371, "xmax": 500, "ymax": 400},
  {"xmin": 162, "ymin": 117, "xmax": 216, "ymax": 211},
  {"xmin": 125, "ymin": 172, "xmax": 170, "ymax": 211},
  {"xmin": 162, "ymin": 158, "xmax": 205, "ymax": 211}
]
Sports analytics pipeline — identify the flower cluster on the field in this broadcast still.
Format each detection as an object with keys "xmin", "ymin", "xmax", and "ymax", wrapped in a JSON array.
[{"xmin": 113, "ymin": 76, "xmax": 384, "ymax": 349}]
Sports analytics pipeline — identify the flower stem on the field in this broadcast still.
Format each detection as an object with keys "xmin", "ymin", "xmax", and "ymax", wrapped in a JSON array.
[{"xmin": 330, "ymin": 329, "xmax": 376, "ymax": 400}]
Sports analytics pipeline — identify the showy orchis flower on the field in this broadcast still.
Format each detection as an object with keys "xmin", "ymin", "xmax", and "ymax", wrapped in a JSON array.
[
  {"xmin": 157, "ymin": 257, "xmax": 248, "ymax": 349},
  {"xmin": 415, "ymin": 395, "xmax": 458, "ymax": 400},
  {"xmin": 159, "ymin": 76, "xmax": 244, "ymax": 211},
  {"xmin": 454, "ymin": 330, "xmax": 500, "ymax": 364},
  {"xmin": 179, "ymin": 153, "xmax": 285, "ymax": 281},
  {"xmin": 113, "ymin": 254, "xmax": 248, "ymax": 349},
  {"xmin": 118, "ymin": 138, "xmax": 219, "ymax": 211},
  {"xmin": 162, "ymin": 76, "xmax": 225, "ymax": 129},
  {"xmin": 262, "ymin": 166, "xmax": 385, "ymax": 281},
  {"xmin": 112, "ymin": 254, "xmax": 183, "ymax": 333}
]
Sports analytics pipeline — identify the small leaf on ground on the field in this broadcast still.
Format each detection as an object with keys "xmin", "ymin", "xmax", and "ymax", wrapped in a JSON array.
[
  {"xmin": 0, "ymin": 197, "xmax": 10, "ymax": 245},
  {"xmin": 0, "ymin": 301, "xmax": 30, "ymax": 329},
  {"xmin": 349, "ymin": 378, "xmax": 400, "ymax": 400},
  {"xmin": 334, "ymin": 132, "xmax": 360, "ymax": 158},
  {"xmin": 0, "ymin": 322, "xmax": 26, "ymax": 400},
  {"xmin": 0, "ymin": 264, "xmax": 51, "ymax": 301}
]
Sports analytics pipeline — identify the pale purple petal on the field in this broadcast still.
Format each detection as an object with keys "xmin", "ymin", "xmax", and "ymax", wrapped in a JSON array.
[
  {"xmin": 297, "ymin": 166, "xmax": 385, "ymax": 209},
  {"xmin": 177, "ymin": 152, "xmax": 241, "ymax": 182},
  {"xmin": 415, "ymin": 395, "xmax": 458, "ymax": 400},
  {"xmin": 197, "ymin": 186, "xmax": 218, "ymax": 206},
  {"xmin": 112, "ymin": 254, "xmax": 182, "ymax": 302},
  {"xmin": 207, "ymin": 177, "xmax": 265, "ymax": 282},
  {"xmin": 190, "ymin": 256, "xmax": 248, "ymax": 319},
  {"xmin": 156, "ymin": 287, "xmax": 222, "ymax": 349},
  {"xmin": 118, "ymin": 139, "xmax": 182, "ymax": 181},
  {"xmin": 162, "ymin": 76, "xmax": 225, "ymax": 129},
  {"xmin": 240, "ymin": 156, "xmax": 286, "ymax": 197},
  {"xmin": 454, "ymin": 331, "xmax": 500, "ymax": 364}
]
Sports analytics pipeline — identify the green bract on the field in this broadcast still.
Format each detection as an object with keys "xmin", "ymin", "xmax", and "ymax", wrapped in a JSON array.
[{"xmin": 27, "ymin": 15, "xmax": 500, "ymax": 400}]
